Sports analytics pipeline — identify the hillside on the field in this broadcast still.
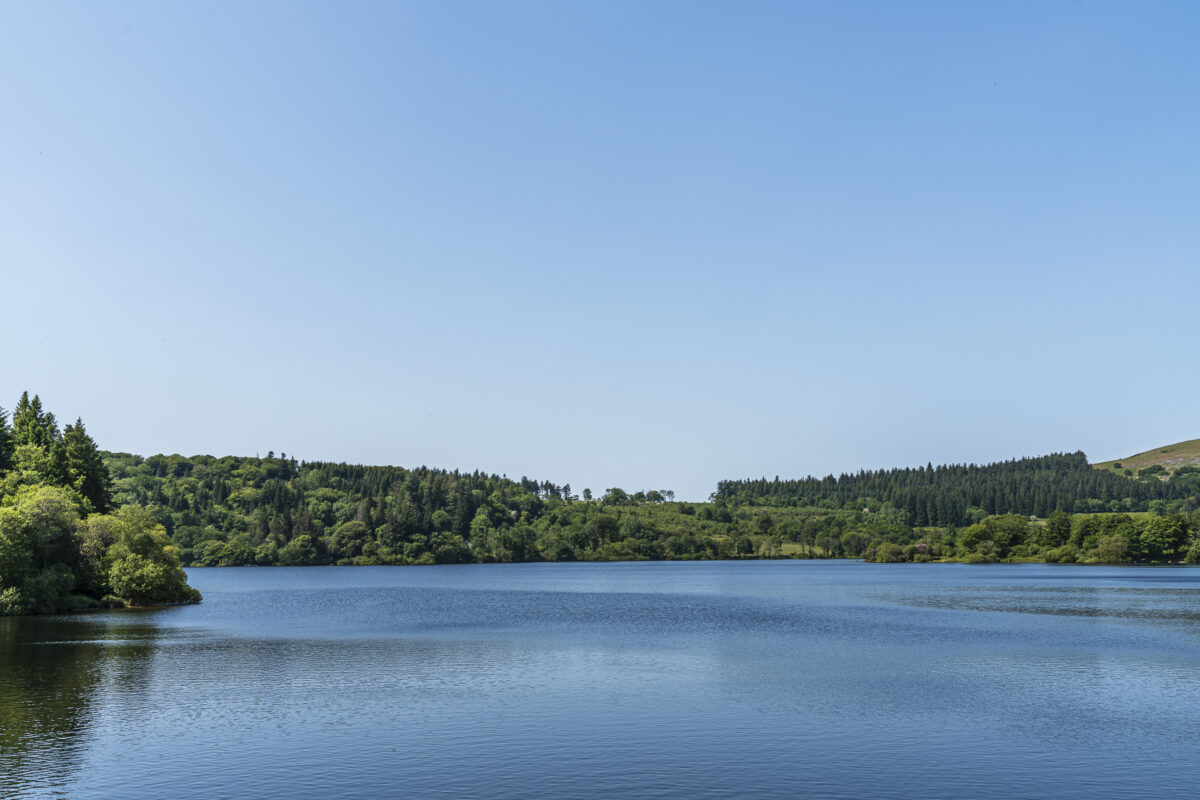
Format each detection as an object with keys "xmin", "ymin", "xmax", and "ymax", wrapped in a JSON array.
[
  {"xmin": 714, "ymin": 452, "xmax": 1196, "ymax": 526},
  {"xmin": 1093, "ymin": 439, "xmax": 1200, "ymax": 476},
  {"xmin": 97, "ymin": 446, "xmax": 1200, "ymax": 568}
]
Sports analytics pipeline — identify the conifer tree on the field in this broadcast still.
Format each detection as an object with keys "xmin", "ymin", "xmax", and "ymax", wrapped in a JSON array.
[
  {"xmin": 0, "ymin": 406, "xmax": 13, "ymax": 472},
  {"xmin": 50, "ymin": 418, "xmax": 113, "ymax": 514},
  {"xmin": 35, "ymin": 415, "xmax": 113, "ymax": 515},
  {"xmin": 12, "ymin": 392, "xmax": 58, "ymax": 449}
]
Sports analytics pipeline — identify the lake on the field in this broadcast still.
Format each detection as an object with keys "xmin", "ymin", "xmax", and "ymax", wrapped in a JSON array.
[{"xmin": 3, "ymin": 560, "xmax": 1200, "ymax": 799}]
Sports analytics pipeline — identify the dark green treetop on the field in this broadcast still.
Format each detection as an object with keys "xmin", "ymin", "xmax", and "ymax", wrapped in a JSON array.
[
  {"xmin": 50, "ymin": 419, "xmax": 113, "ymax": 514},
  {"xmin": 12, "ymin": 392, "xmax": 59, "ymax": 449},
  {"xmin": 0, "ymin": 406, "xmax": 13, "ymax": 472}
]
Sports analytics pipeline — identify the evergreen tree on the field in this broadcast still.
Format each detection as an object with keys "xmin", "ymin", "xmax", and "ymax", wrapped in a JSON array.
[
  {"xmin": 12, "ymin": 392, "xmax": 58, "ymax": 449},
  {"xmin": 0, "ymin": 406, "xmax": 13, "ymax": 472},
  {"xmin": 714, "ymin": 452, "xmax": 1188, "ymax": 525},
  {"xmin": 50, "ymin": 418, "xmax": 113, "ymax": 514}
]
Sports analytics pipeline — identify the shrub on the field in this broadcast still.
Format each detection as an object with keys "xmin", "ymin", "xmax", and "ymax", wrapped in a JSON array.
[
  {"xmin": 0, "ymin": 586, "xmax": 28, "ymax": 616},
  {"xmin": 21, "ymin": 564, "xmax": 76, "ymax": 613},
  {"xmin": 1093, "ymin": 535, "xmax": 1130, "ymax": 563},
  {"xmin": 108, "ymin": 553, "xmax": 201, "ymax": 606},
  {"xmin": 1043, "ymin": 544, "xmax": 1078, "ymax": 563},
  {"xmin": 874, "ymin": 542, "xmax": 905, "ymax": 563}
]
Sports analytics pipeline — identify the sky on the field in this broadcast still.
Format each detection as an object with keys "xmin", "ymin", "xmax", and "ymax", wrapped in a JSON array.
[{"xmin": 2, "ymin": 1, "xmax": 1198, "ymax": 500}]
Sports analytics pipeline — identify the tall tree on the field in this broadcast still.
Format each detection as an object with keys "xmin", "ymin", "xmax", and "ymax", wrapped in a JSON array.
[
  {"xmin": 49, "ymin": 418, "xmax": 113, "ymax": 514},
  {"xmin": 12, "ymin": 393, "xmax": 58, "ymax": 450},
  {"xmin": 0, "ymin": 406, "xmax": 13, "ymax": 472}
]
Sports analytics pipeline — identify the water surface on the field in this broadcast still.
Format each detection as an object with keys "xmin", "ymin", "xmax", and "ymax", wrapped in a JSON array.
[{"xmin": 3, "ymin": 561, "xmax": 1200, "ymax": 799}]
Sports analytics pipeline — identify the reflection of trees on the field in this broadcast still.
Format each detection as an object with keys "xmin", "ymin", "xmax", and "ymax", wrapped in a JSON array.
[{"xmin": 0, "ymin": 615, "xmax": 158, "ymax": 798}]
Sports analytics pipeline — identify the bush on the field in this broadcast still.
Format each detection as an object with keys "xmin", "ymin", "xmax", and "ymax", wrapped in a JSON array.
[
  {"xmin": 21, "ymin": 564, "xmax": 76, "ymax": 614},
  {"xmin": 66, "ymin": 594, "xmax": 102, "ymax": 610},
  {"xmin": 874, "ymin": 542, "xmax": 905, "ymax": 563},
  {"xmin": 1043, "ymin": 544, "xmax": 1078, "ymax": 564},
  {"xmin": 278, "ymin": 535, "xmax": 320, "ymax": 566},
  {"xmin": 0, "ymin": 586, "xmax": 28, "ymax": 616},
  {"xmin": 108, "ymin": 553, "xmax": 201, "ymax": 606},
  {"xmin": 1093, "ymin": 535, "xmax": 1130, "ymax": 563}
]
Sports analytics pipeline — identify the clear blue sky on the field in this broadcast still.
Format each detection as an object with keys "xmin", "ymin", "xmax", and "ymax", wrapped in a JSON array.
[{"xmin": 2, "ymin": 1, "xmax": 1197, "ymax": 500}]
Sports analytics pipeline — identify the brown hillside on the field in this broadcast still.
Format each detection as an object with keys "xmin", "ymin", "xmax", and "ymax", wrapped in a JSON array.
[{"xmin": 1092, "ymin": 438, "xmax": 1200, "ymax": 475}]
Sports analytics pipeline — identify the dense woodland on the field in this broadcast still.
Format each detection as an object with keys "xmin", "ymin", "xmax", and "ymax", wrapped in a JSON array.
[
  {"xmin": 101, "ymin": 443, "xmax": 1200, "ymax": 569},
  {"xmin": 4, "ymin": 391, "xmax": 1200, "ymax": 617},
  {"xmin": 0, "ymin": 394, "xmax": 200, "ymax": 615},
  {"xmin": 715, "ymin": 453, "xmax": 1200, "ymax": 524}
]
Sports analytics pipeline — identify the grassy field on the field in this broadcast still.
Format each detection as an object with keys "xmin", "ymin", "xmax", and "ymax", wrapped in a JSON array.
[{"xmin": 1092, "ymin": 438, "xmax": 1200, "ymax": 474}]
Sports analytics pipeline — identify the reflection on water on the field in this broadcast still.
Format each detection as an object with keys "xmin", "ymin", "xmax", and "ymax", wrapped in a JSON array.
[
  {"xmin": 0, "ymin": 615, "xmax": 159, "ymax": 798},
  {"xmin": 3, "ymin": 562, "xmax": 1200, "ymax": 799}
]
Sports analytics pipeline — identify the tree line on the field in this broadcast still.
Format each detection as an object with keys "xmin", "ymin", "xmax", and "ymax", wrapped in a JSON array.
[
  {"xmin": 102, "ymin": 446, "xmax": 1200, "ymax": 569},
  {"xmin": 714, "ymin": 452, "xmax": 1200, "ymax": 525},
  {"xmin": 102, "ymin": 450, "xmax": 734, "ymax": 566},
  {"xmin": 6, "ymin": 390, "xmax": 1200, "ymax": 614},
  {"xmin": 865, "ymin": 511, "xmax": 1199, "ymax": 564}
]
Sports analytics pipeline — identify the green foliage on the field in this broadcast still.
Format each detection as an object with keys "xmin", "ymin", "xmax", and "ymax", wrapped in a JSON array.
[
  {"xmin": 21, "ymin": 564, "xmax": 77, "ymax": 614},
  {"xmin": 0, "ymin": 393, "xmax": 200, "ymax": 615},
  {"xmin": 874, "ymin": 542, "xmax": 905, "ymax": 563},
  {"xmin": 0, "ymin": 487, "xmax": 82, "ymax": 613},
  {"xmin": 105, "ymin": 449, "xmax": 955, "ymax": 567},
  {"xmin": 1, "ymin": 395, "xmax": 111, "ymax": 515},
  {"xmin": 328, "ymin": 521, "xmax": 370, "ymax": 560},
  {"xmin": 0, "ymin": 586, "xmax": 27, "ymax": 615},
  {"xmin": 1138, "ymin": 516, "xmax": 1188, "ymax": 562},
  {"xmin": 11, "ymin": 392, "xmax": 58, "ymax": 450},
  {"xmin": 6, "ymin": 391, "xmax": 1196, "ymax": 576},
  {"xmin": 279, "ymin": 534, "xmax": 321, "ymax": 566},
  {"xmin": 957, "ymin": 515, "xmax": 1030, "ymax": 559},
  {"xmin": 0, "ymin": 484, "xmax": 201, "ymax": 615},
  {"xmin": 49, "ymin": 419, "xmax": 113, "ymax": 513},
  {"xmin": 1041, "ymin": 511, "xmax": 1072, "ymax": 548},
  {"xmin": 0, "ymin": 485, "xmax": 84, "ymax": 594},
  {"xmin": 715, "ymin": 453, "xmax": 1190, "ymax": 525},
  {"xmin": 108, "ymin": 553, "xmax": 200, "ymax": 606},
  {"xmin": 1092, "ymin": 535, "xmax": 1130, "ymax": 563},
  {"xmin": 0, "ymin": 406, "xmax": 13, "ymax": 473},
  {"xmin": 1043, "ymin": 544, "xmax": 1078, "ymax": 564}
]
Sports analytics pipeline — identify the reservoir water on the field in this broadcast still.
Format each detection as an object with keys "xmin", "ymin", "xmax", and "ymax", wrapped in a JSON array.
[{"xmin": 3, "ymin": 560, "xmax": 1200, "ymax": 799}]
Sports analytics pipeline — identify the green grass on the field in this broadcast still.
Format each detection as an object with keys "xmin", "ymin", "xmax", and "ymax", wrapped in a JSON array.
[{"xmin": 1092, "ymin": 438, "xmax": 1200, "ymax": 475}]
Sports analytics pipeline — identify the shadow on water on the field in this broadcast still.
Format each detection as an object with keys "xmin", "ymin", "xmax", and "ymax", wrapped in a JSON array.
[{"xmin": 0, "ymin": 613, "xmax": 161, "ymax": 798}]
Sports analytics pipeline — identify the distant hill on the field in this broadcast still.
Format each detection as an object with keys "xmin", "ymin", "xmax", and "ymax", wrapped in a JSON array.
[{"xmin": 1093, "ymin": 439, "xmax": 1200, "ymax": 476}]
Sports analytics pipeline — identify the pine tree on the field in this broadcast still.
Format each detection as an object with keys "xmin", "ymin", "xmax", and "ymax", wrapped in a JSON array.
[
  {"xmin": 51, "ymin": 418, "xmax": 113, "ymax": 514},
  {"xmin": 0, "ymin": 405, "xmax": 13, "ymax": 472},
  {"xmin": 12, "ymin": 392, "xmax": 58, "ymax": 449}
]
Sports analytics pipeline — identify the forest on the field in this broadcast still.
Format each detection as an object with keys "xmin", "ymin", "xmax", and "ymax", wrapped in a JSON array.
[
  {"xmin": 101, "ymin": 436, "xmax": 1200, "ymax": 569},
  {"xmin": 715, "ymin": 452, "xmax": 1200, "ymax": 524},
  {"xmin": 4, "ymin": 391, "xmax": 1200, "ymax": 616},
  {"xmin": 0, "ymin": 393, "xmax": 200, "ymax": 615}
]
